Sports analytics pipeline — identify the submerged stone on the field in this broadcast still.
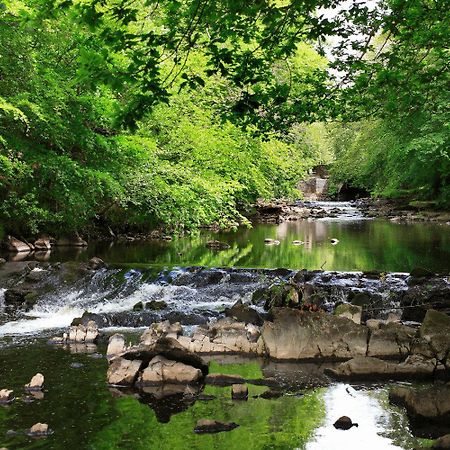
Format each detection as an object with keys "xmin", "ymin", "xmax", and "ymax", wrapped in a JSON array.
[{"xmin": 194, "ymin": 419, "xmax": 239, "ymax": 434}]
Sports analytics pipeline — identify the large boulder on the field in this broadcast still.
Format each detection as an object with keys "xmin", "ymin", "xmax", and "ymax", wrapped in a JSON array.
[
  {"xmin": 107, "ymin": 357, "xmax": 142, "ymax": 385},
  {"xmin": 325, "ymin": 355, "xmax": 438, "ymax": 381},
  {"xmin": 140, "ymin": 321, "xmax": 183, "ymax": 346},
  {"xmin": 34, "ymin": 237, "xmax": 51, "ymax": 251},
  {"xmin": 176, "ymin": 318, "xmax": 265, "ymax": 355},
  {"xmin": 224, "ymin": 300, "xmax": 263, "ymax": 326},
  {"xmin": 261, "ymin": 308, "xmax": 368, "ymax": 360},
  {"xmin": 107, "ymin": 334, "xmax": 126, "ymax": 358},
  {"xmin": 68, "ymin": 321, "xmax": 99, "ymax": 343},
  {"xmin": 367, "ymin": 322, "xmax": 416, "ymax": 358},
  {"xmin": 120, "ymin": 337, "xmax": 208, "ymax": 376},
  {"xmin": 419, "ymin": 310, "xmax": 450, "ymax": 367},
  {"xmin": 389, "ymin": 385, "xmax": 450, "ymax": 438},
  {"xmin": 3, "ymin": 236, "xmax": 32, "ymax": 253},
  {"xmin": 137, "ymin": 355, "xmax": 203, "ymax": 385}
]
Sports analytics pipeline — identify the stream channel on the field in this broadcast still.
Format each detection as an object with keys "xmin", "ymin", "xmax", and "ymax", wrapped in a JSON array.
[{"xmin": 0, "ymin": 202, "xmax": 449, "ymax": 449}]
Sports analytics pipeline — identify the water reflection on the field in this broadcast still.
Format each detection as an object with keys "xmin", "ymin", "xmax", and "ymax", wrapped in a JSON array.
[
  {"xmin": 1, "ymin": 219, "xmax": 449, "ymax": 272},
  {"xmin": 307, "ymin": 384, "xmax": 407, "ymax": 450}
]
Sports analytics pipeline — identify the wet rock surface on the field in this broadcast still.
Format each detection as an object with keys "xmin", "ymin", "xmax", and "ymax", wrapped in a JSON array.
[{"xmin": 389, "ymin": 384, "xmax": 450, "ymax": 438}]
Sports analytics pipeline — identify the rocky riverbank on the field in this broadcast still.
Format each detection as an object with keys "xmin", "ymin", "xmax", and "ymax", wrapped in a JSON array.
[{"xmin": 255, "ymin": 198, "xmax": 450, "ymax": 224}]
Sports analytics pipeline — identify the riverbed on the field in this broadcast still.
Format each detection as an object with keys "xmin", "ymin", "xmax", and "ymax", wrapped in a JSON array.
[{"xmin": 0, "ymin": 202, "xmax": 448, "ymax": 449}]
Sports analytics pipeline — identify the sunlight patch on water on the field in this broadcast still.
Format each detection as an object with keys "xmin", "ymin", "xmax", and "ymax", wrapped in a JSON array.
[{"xmin": 306, "ymin": 384, "xmax": 404, "ymax": 450}]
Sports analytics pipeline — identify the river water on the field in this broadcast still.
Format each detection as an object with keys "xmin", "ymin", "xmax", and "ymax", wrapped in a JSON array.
[{"xmin": 0, "ymin": 202, "xmax": 448, "ymax": 449}]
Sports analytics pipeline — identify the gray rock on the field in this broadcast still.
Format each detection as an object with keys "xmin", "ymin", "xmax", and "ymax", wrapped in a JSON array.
[
  {"xmin": 261, "ymin": 308, "xmax": 368, "ymax": 360},
  {"xmin": 325, "ymin": 355, "xmax": 438, "ymax": 381},
  {"xmin": 107, "ymin": 357, "xmax": 142, "ymax": 385},
  {"xmin": 367, "ymin": 322, "xmax": 416, "ymax": 358},
  {"xmin": 119, "ymin": 337, "xmax": 208, "ymax": 376},
  {"xmin": 334, "ymin": 304, "xmax": 362, "ymax": 324},
  {"xmin": 107, "ymin": 334, "xmax": 126, "ymax": 358},
  {"xmin": 389, "ymin": 385, "xmax": 450, "ymax": 438},
  {"xmin": 419, "ymin": 310, "xmax": 450, "ymax": 367},
  {"xmin": 137, "ymin": 355, "xmax": 203, "ymax": 385},
  {"xmin": 224, "ymin": 300, "xmax": 263, "ymax": 326}
]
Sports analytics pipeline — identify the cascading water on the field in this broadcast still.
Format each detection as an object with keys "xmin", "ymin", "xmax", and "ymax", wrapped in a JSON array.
[{"xmin": 297, "ymin": 200, "xmax": 366, "ymax": 220}]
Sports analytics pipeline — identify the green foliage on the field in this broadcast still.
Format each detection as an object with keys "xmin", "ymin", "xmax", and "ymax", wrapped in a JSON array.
[{"xmin": 0, "ymin": 0, "xmax": 327, "ymax": 236}]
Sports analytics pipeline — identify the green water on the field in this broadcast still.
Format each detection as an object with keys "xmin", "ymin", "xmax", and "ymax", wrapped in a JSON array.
[
  {"xmin": 0, "ymin": 343, "xmax": 426, "ymax": 450},
  {"xmin": 33, "ymin": 220, "xmax": 450, "ymax": 273}
]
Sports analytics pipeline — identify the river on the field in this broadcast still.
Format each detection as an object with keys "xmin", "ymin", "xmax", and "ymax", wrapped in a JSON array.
[{"xmin": 0, "ymin": 202, "xmax": 448, "ymax": 449}]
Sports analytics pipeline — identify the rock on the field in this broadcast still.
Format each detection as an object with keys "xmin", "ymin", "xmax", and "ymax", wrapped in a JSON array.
[
  {"xmin": 347, "ymin": 291, "xmax": 373, "ymax": 306},
  {"xmin": 137, "ymin": 355, "xmax": 203, "ymax": 385},
  {"xmin": 410, "ymin": 267, "xmax": 435, "ymax": 278},
  {"xmin": 194, "ymin": 419, "xmax": 239, "ymax": 434},
  {"xmin": 145, "ymin": 300, "xmax": 168, "ymax": 311},
  {"xmin": 34, "ymin": 238, "xmax": 51, "ymax": 250},
  {"xmin": 25, "ymin": 268, "xmax": 49, "ymax": 282},
  {"xmin": 68, "ymin": 321, "xmax": 99, "ymax": 343},
  {"xmin": 206, "ymin": 240, "xmax": 230, "ymax": 250},
  {"xmin": 140, "ymin": 321, "xmax": 183, "ymax": 346},
  {"xmin": 419, "ymin": 310, "xmax": 450, "ymax": 367},
  {"xmin": 4, "ymin": 288, "xmax": 38, "ymax": 311},
  {"xmin": 28, "ymin": 423, "xmax": 51, "ymax": 436},
  {"xmin": 120, "ymin": 337, "xmax": 209, "ymax": 376},
  {"xmin": 205, "ymin": 373, "xmax": 245, "ymax": 386},
  {"xmin": 389, "ymin": 385, "xmax": 450, "ymax": 438},
  {"xmin": 107, "ymin": 334, "xmax": 126, "ymax": 358},
  {"xmin": 56, "ymin": 235, "xmax": 88, "ymax": 247},
  {"xmin": 0, "ymin": 389, "xmax": 14, "ymax": 404},
  {"xmin": 71, "ymin": 311, "xmax": 107, "ymax": 328},
  {"xmin": 261, "ymin": 308, "xmax": 368, "ymax": 360},
  {"xmin": 367, "ymin": 322, "xmax": 416, "ymax": 358},
  {"xmin": 133, "ymin": 301, "xmax": 144, "ymax": 311},
  {"xmin": 326, "ymin": 355, "xmax": 438, "ymax": 381},
  {"xmin": 107, "ymin": 357, "xmax": 142, "ymax": 385},
  {"xmin": 88, "ymin": 257, "xmax": 106, "ymax": 270},
  {"xmin": 433, "ymin": 434, "xmax": 450, "ymax": 449},
  {"xmin": 175, "ymin": 319, "xmax": 264, "ymax": 355},
  {"xmin": 224, "ymin": 300, "xmax": 263, "ymax": 326},
  {"xmin": 333, "ymin": 416, "xmax": 358, "ymax": 430},
  {"xmin": 334, "ymin": 304, "xmax": 362, "ymax": 324},
  {"xmin": 0, "ymin": 257, "xmax": 6, "ymax": 264},
  {"xmin": 25, "ymin": 373, "xmax": 44, "ymax": 391},
  {"xmin": 231, "ymin": 384, "xmax": 248, "ymax": 400},
  {"xmin": 3, "ymin": 235, "xmax": 32, "ymax": 252}
]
